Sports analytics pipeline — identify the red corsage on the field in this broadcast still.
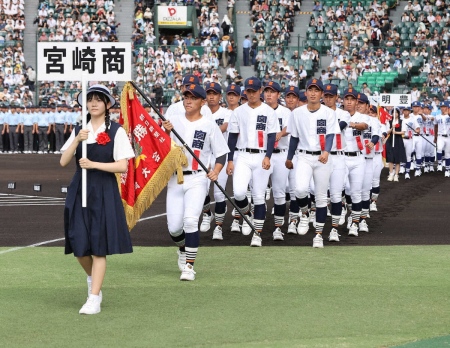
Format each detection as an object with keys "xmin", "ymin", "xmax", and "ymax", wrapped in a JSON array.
[
  {"xmin": 395, "ymin": 123, "xmax": 400, "ymax": 129},
  {"xmin": 96, "ymin": 132, "xmax": 110, "ymax": 145}
]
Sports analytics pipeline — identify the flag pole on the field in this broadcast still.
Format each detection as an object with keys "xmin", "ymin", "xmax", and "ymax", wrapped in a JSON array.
[
  {"xmin": 129, "ymin": 81, "xmax": 257, "ymax": 234},
  {"xmin": 404, "ymin": 122, "xmax": 436, "ymax": 148},
  {"xmin": 81, "ymin": 75, "xmax": 87, "ymax": 208}
]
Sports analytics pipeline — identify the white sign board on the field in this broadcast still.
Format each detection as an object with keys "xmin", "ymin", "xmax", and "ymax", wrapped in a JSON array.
[
  {"xmin": 379, "ymin": 93, "xmax": 411, "ymax": 107},
  {"xmin": 157, "ymin": 6, "xmax": 187, "ymax": 26},
  {"xmin": 37, "ymin": 42, "xmax": 132, "ymax": 81}
]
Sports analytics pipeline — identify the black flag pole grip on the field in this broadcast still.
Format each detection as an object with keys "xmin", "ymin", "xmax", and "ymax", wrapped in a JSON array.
[{"xmin": 130, "ymin": 81, "xmax": 257, "ymax": 235}]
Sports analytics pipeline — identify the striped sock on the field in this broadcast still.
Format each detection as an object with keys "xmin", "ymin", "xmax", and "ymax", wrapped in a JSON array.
[
  {"xmin": 253, "ymin": 219, "xmax": 264, "ymax": 232},
  {"xmin": 185, "ymin": 247, "xmax": 198, "ymax": 266},
  {"xmin": 185, "ymin": 231, "xmax": 199, "ymax": 266},
  {"xmin": 170, "ymin": 230, "xmax": 185, "ymax": 247},
  {"xmin": 315, "ymin": 222, "xmax": 324, "ymax": 234}
]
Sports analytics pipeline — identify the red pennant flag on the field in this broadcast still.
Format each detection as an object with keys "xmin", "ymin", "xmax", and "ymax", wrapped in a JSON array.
[
  {"xmin": 378, "ymin": 106, "xmax": 392, "ymax": 125},
  {"xmin": 118, "ymin": 83, "xmax": 187, "ymax": 230}
]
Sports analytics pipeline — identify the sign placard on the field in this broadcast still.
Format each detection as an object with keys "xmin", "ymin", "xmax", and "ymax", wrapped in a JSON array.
[
  {"xmin": 157, "ymin": 6, "xmax": 187, "ymax": 26},
  {"xmin": 379, "ymin": 93, "xmax": 411, "ymax": 107},
  {"xmin": 37, "ymin": 42, "xmax": 132, "ymax": 81}
]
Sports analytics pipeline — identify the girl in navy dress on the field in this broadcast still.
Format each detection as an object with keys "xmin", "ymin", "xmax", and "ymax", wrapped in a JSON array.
[{"xmin": 60, "ymin": 85, "xmax": 135, "ymax": 315}]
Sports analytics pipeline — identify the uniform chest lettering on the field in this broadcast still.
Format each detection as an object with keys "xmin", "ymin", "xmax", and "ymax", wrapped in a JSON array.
[
  {"xmin": 278, "ymin": 118, "xmax": 283, "ymax": 131},
  {"xmin": 192, "ymin": 130, "xmax": 206, "ymax": 150},
  {"xmin": 256, "ymin": 115, "xmax": 267, "ymax": 131},
  {"xmin": 316, "ymin": 119, "xmax": 326, "ymax": 134},
  {"xmin": 363, "ymin": 126, "xmax": 372, "ymax": 139},
  {"xmin": 215, "ymin": 118, "xmax": 224, "ymax": 126}
]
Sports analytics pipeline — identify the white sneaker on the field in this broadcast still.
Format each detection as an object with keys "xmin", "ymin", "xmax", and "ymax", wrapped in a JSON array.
[
  {"xmin": 429, "ymin": 166, "xmax": 435, "ymax": 172},
  {"xmin": 309, "ymin": 210, "xmax": 316, "ymax": 224},
  {"xmin": 394, "ymin": 175, "xmax": 399, "ymax": 182},
  {"xmin": 339, "ymin": 207, "xmax": 347, "ymax": 225},
  {"xmin": 348, "ymin": 223, "xmax": 359, "ymax": 236},
  {"xmin": 287, "ymin": 220, "xmax": 298, "ymax": 234},
  {"xmin": 445, "ymin": 171, "xmax": 450, "ymax": 178},
  {"xmin": 405, "ymin": 172, "xmax": 410, "ymax": 179},
  {"xmin": 272, "ymin": 227, "xmax": 284, "ymax": 241},
  {"xmin": 399, "ymin": 166, "xmax": 405, "ymax": 174},
  {"xmin": 297, "ymin": 214, "xmax": 309, "ymax": 235},
  {"xmin": 328, "ymin": 228, "xmax": 340, "ymax": 242},
  {"xmin": 212, "ymin": 225, "xmax": 223, "ymax": 240},
  {"xmin": 230, "ymin": 219, "xmax": 241, "ymax": 233},
  {"xmin": 366, "ymin": 212, "xmax": 371, "ymax": 219},
  {"xmin": 387, "ymin": 173, "xmax": 394, "ymax": 181},
  {"xmin": 177, "ymin": 250, "xmax": 186, "ymax": 271},
  {"xmin": 87, "ymin": 277, "xmax": 103, "ymax": 304},
  {"xmin": 347, "ymin": 216, "xmax": 352, "ymax": 230},
  {"xmin": 250, "ymin": 233, "xmax": 262, "ymax": 247},
  {"xmin": 415, "ymin": 169, "xmax": 421, "ymax": 177},
  {"xmin": 180, "ymin": 263, "xmax": 196, "ymax": 281},
  {"xmin": 437, "ymin": 164, "xmax": 443, "ymax": 172},
  {"xmin": 79, "ymin": 295, "xmax": 101, "ymax": 315},
  {"xmin": 370, "ymin": 202, "xmax": 377, "ymax": 211},
  {"xmin": 424, "ymin": 166, "xmax": 429, "ymax": 173},
  {"xmin": 200, "ymin": 213, "xmax": 213, "ymax": 232},
  {"xmin": 359, "ymin": 219, "xmax": 369, "ymax": 232},
  {"xmin": 37, "ymin": 151, "xmax": 43, "ymax": 154},
  {"xmin": 312, "ymin": 234, "xmax": 324, "ymax": 248},
  {"xmin": 241, "ymin": 216, "xmax": 253, "ymax": 236}
]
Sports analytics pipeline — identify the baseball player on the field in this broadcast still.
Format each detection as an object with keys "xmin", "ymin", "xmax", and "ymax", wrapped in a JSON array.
[
  {"xmin": 162, "ymin": 84, "xmax": 229, "ymax": 281},
  {"xmin": 401, "ymin": 107, "xmax": 420, "ymax": 180},
  {"xmin": 411, "ymin": 101, "xmax": 426, "ymax": 176},
  {"xmin": 226, "ymin": 76, "xmax": 278, "ymax": 247},
  {"xmin": 342, "ymin": 88, "xmax": 369, "ymax": 237},
  {"xmin": 285, "ymin": 78, "xmax": 338, "ymax": 248},
  {"xmin": 263, "ymin": 81, "xmax": 291, "ymax": 241},
  {"xmin": 369, "ymin": 104, "xmax": 387, "ymax": 212},
  {"xmin": 434, "ymin": 101, "xmax": 450, "ymax": 176},
  {"xmin": 199, "ymin": 82, "xmax": 232, "ymax": 240},
  {"xmin": 284, "ymin": 86, "xmax": 301, "ymax": 234},
  {"xmin": 422, "ymin": 105, "xmax": 435, "ymax": 173},
  {"xmin": 356, "ymin": 93, "xmax": 381, "ymax": 232},
  {"xmin": 322, "ymin": 84, "xmax": 351, "ymax": 242}
]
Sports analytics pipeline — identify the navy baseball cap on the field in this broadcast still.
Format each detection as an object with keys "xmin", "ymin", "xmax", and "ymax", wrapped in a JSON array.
[
  {"xmin": 299, "ymin": 91, "xmax": 307, "ymax": 102},
  {"xmin": 205, "ymin": 82, "xmax": 222, "ymax": 94},
  {"xmin": 285, "ymin": 86, "xmax": 300, "ymax": 98},
  {"xmin": 343, "ymin": 88, "xmax": 358, "ymax": 98},
  {"xmin": 305, "ymin": 78, "xmax": 324, "ymax": 91},
  {"xmin": 357, "ymin": 92, "xmax": 370, "ymax": 104},
  {"xmin": 441, "ymin": 101, "xmax": 450, "ymax": 107},
  {"xmin": 403, "ymin": 106, "xmax": 412, "ymax": 111},
  {"xmin": 426, "ymin": 104, "xmax": 433, "ymax": 110},
  {"xmin": 240, "ymin": 90, "xmax": 248, "ymax": 100},
  {"xmin": 183, "ymin": 84, "xmax": 206, "ymax": 99},
  {"xmin": 264, "ymin": 81, "xmax": 281, "ymax": 92},
  {"xmin": 244, "ymin": 76, "xmax": 262, "ymax": 91},
  {"xmin": 182, "ymin": 74, "xmax": 200, "ymax": 86},
  {"xmin": 226, "ymin": 84, "xmax": 241, "ymax": 96},
  {"xmin": 411, "ymin": 101, "xmax": 421, "ymax": 107},
  {"xmin": 323, "ymin": 84, "xmax": 338, "ymax": 96},
  {"xmin": 369, "ymin": 104, "xmax": 377, "ymax": 113}
]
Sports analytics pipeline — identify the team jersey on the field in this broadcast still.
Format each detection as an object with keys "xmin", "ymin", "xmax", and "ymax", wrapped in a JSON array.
[
  {"xmin": 228, "ymin": 102, "xmax": 278, "ymax": 150},
  {"xmin": 287, "ymin": 104, "xmax": 339, "ymax": 152},
  {"xmin": 424, "ymin": 115, "xmax": 435, "ymax": 136},
  {"xmin": 331, "ymin": 108, "xmax": 351, "ymax": 151},
  {"xmin": 210, "ymin": 106, "xmax": 231, "ymax": 142},
  {"xmin": 377, "ymin": 122, "xmax": 388, "ymax": 153},
  {"xmin": 273, "ymin": 104, "xmax": 291, "ymax": 150},
  {"xmin": 412, "ymin": 113, "xmax": 424, "ymax": 134},
  {"xmin": 166, "ymin": 112, "xmax": 229, "ymax": 171},
  {"xmin": 343, "ymin": 111, "xmax": 370, "ymax": 152},
  {"xmin": 401, "ymin": 117, "xmax": 420, "ymax": 138},
  {"xmin": 362, "ymin": 116, "xmax": 382, "ymax": 158},
  {"xmin": 434, "ymin": 114, "xmax": 450, "ymax": 135},
  {"xmin": 165, "ymin": 99, "xmax": 212, "ymax": 120}
]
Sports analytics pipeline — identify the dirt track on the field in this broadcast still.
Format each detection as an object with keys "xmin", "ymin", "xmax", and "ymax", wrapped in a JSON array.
[{"xmin": 1, "ymin": 153, "xmax": 449, "ymax": 248}]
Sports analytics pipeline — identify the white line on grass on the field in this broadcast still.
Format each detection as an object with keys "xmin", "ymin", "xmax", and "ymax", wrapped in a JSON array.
[{"xmin": 0, "ymin": 196, "xmax": 234, "ymax": 255}]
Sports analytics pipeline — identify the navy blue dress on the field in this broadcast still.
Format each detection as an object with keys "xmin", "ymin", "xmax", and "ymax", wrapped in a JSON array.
[{"xmin": 64, "ymin": 122, "xmax": 133, "ymax": 257}]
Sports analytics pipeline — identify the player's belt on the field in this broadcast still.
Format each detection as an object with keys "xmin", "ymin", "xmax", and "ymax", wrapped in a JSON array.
[
  {"xmin": 439, "ymin": 134, "xmax": 448, "ymax": 137},
  {"xmin": 330, "ymin": 151, "xmax": 344, "ymax": 155},
  {"xmin": 414, "ymin": 134, "xmax": 419, "ymax": 136},
  {"xmin": 240, "ymin": 148, "xmax": 265, "ymax": 153},
  {"xmin": 182, "ymin": 170, "xmax": 203, "ymax": 175},
  {"xmin": 298, "ymin": 150, "xmax": 322, "ymax": 155},
  {"xmin": 273, "ymin": 149, "xmax": 287, "ymax": 153},
  {"xmin": 344, "ymin": 151, "xmax": 362, "ymax": 156}
]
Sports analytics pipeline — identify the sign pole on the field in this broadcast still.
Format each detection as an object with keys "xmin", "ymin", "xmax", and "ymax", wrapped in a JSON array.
[
  {"xmin": 81, "ymin": 75, "xmax": 87, "ymax": 208},
  {"xmin": 392, "ymin": 107, "xmax": 395, "ymax": 148}
]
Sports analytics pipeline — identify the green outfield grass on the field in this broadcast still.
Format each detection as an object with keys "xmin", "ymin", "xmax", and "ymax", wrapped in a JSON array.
[{"xmin": 1, "ymin": 246, "xmax": 450, "ymax": 348}]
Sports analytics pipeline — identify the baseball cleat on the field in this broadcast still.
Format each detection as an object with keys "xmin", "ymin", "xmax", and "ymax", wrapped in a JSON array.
[
  {"xmin": 359, "ymin": 219, "xmax": 369, "ymax": 232},
  {"xmin": 287, "ymin": 220, "xmax": 298, "ymax": 234},
  {"xmin": 405, "ymin": 172, "xmax": 410, "ymax": 179},
  {"xmin": 230, "ymin": 220, "xmax": 241, "ymax": 232},
  {"xmin": 399, "ymin": 166, "xmax": 405, "ymax": 174},
  {"xmin": 250, "ymin": 233, "xmax": 262, "ymax": 247},
  {"xmin": 297, "ymin": 214, "xmax": 309, "ymax": 235},
  {"xmin": 347, "ymin": 216, "xmax": 352, "ymax": 230},
  {"xmin": 339, "ymin": 207, "xmax": 347, "ymax": 225},
  {"xmin": 241, "ymin": 216, "xmax": 253, "ymax": 236},
  {"xmin": 437, "ymin": 164, "xmax": 443, "ymax": 172},
  {"xmin": 212, "ymin": 225, "xmax": 223, "ymax": 240},
  {"xmin": 429, "ymin": 166, "xmax": 435, "ymax": 172},
  {"xmin": 370, "ymin": 202, "xmax": 377, "ymax": 212},
  {"xmin": 200, "ymin": 213, "xmax": 213, "ymax": 232},
  {"xmin": 348, "ymin": 223, "xmax": 359, "ymax": 236},
  {"xmin": 445, "ymin": 171, "xmax": 450, "ymax": 178},
  {"xmin": 328, "ymin": 228, "xmax": 340, "ymax": 242},
  {"xmin": 312, "ymin": 234, "xmax": 324, "ymax": 248},
  {"xmin": 180, "ymin": 263, "xmax": 196, "ymax": 281},
  {"xmin": 272, "ymin": 227, "xmax": 284, "ymax": 241},
  {"xmin": 309, "ymin": 210, "xmax": 316, "ymax": 224},
  {"xmin": 177, "ymin": 250, "xmax": 187, "ymax": 271},
  {"xmin": 414, "ymin": 170, "xmax": 421, "ymax": 177},
  {"xmin": 424, "ymin": 166, "xmax": 430, "ymax": 173}
]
